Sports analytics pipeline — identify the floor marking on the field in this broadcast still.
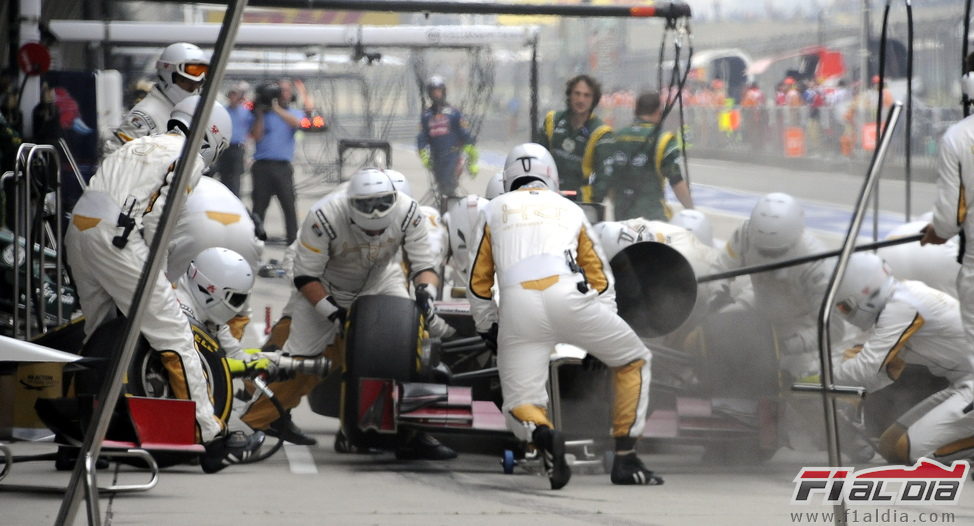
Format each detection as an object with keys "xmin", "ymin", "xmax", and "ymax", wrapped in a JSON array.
[{"xmin": 284, "ymin": 443, "xmax": 318, "ymax": 474}]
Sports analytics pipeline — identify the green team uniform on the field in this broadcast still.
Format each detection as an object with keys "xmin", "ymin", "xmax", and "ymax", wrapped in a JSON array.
[
  {"xmin": 535, "ymin": 110, "xmax": 613, "ymax": 202},
  {"xmin": 597, "ymin": 119, "xmax": 682, "ymax": 221}
]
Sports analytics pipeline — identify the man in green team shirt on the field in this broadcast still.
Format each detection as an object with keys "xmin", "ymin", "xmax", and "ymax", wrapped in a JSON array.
[
  {"xmin": 535, "ymin": 74, "xmax": 614, "ymax": 203},
  {"xmin": 597, "ymin": 91, "xmax": 694, "ymax": 221}
]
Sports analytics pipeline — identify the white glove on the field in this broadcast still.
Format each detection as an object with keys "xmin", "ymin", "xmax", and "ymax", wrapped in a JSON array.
[{"xmin": 314, "ymin": 296, "xmax": 346, "ymax": 323}]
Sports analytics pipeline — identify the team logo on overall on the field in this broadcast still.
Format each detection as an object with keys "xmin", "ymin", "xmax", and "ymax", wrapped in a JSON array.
[
  {"xmin": 561, "ymin": 138, "xmax": 575, "ymax": 153},
  {"xmin": 792, "ymin": 458, "xmax": 969, "ymax": 505}
]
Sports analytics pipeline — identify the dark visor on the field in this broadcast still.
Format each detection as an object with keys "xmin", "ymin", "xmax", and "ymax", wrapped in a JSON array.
[{"xmin": 351, "ymin": 193, "xmax": 396, "ymax": 214}]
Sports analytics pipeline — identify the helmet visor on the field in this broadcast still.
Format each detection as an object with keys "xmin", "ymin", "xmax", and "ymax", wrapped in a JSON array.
[
  {"xmin": 181, "ymin": 63, "xmax": 209, "ymax": 79},
  {"xmin": 351, "ymin": 193, "xmax": 396, "ymax": 215},
  {"xmin": 227, "ymin": 292, "xmax": 249, "ymax": 308}
]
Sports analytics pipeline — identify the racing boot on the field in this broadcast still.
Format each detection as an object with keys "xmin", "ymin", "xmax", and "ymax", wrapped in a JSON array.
[
  {"xmin": 265, "ymin": 414, "xmax": 317, "ymax": 446},
  {"xmin": 394, "ymin": 430, "xmax": 457, "ymax": 460},
  {"xmin": 610, "ymin": 452, "xmax": 664, "ymax": 486},
  {"xmin": 533, "ymin": 425, "xmax": 571, "ymax": 490},
  {"xmin": 201, "ymin": 430, "xmax": 266, "ymax": 474}
]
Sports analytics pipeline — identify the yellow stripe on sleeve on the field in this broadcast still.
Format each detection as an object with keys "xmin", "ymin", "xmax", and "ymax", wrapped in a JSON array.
[
  {"xmin": 544, "ymin": 111, "xmax": 556, "ymax": 146},
  {"xmin": 958, "ymin": 170, "xmax": 967, "ymax": 226},
  {"xmin": 469, "ymin": 225, "xmax": 496, "ymax": 300},
  {"xmin": 581, "ymin": 124, "xmax": 613, "ymax": 177},
  {"xmin": 880, "ymin": 313, "xmax": 924, "ymax": 380},
  {"xmin": 300, "ymin": 240, "xmax": 322, "ymax": 254},
  {"xmin": 577, "ymin": 225, "xmax": 609, "ymax": 294}
]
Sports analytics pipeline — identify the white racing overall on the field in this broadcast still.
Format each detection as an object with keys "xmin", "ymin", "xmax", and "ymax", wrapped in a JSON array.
[
  {"xmin": 468, "ymin": 185, "xmax": 652, "ymax": 442},
  {"xmin": 104, "ymin": 86, "xmax": 178, "ymax": 154},
  {"xmin": 65, "ymin": 133, "xmax": 222, "ymax": 442},
  {"xmin": 285, "ymin": 190, "xmax": 436, "ymax": 357},
  {"xmin": 834, "ymin": 281, "xmax": 974, "ymax": 463},
  {"xmin": 931, "ymin": 114, "xmax": 974, "ymax": 358}
]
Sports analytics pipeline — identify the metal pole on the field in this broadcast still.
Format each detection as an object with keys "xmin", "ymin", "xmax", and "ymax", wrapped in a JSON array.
[
  {"xmin": 873, "ymin": 1, "xmax": 890, "ymax": 244},
  {"xmin": 54, "ymin": 154, "xmax": 64, "ymax": 325},
  {"xmin": 696, "ymin": 233, "xmax": 920, "ymax": 283},
  {"xmin": 964, "ymin": 0, "xmax": 972, "ymax": 117},
  {"xmin": 11, "ymin": 143, "xmax": 33, "ymax": 338},
  {"xmin": 18, "ymin": 145, "xmax": 34, "ymax": 340},
  {"xmin": 58, "ymin": 138, "xmax": 89, "ymax": 190},
  {"xmin": 140, "ymin": 0, "xmax": 692, "ymax": 18},
  {"xmin": 858, "ymin": 0, "xmax": 870, "ymax": 166},
  {"xmin": 530, "ymin": 35, "xmax": 539, "ymax": 140},
  {"xmin": 904, "ymin": 0, "xmax": 913, "ymax": 221},
  {"xmin": 25, "ymin": 145, "xmax": 58, "ymax": 333},
  {"xmin": 818, "ymin": 101, "xmax": 901, "ymax": 526},
  {"xmin": 54, "ymin": 2, "xmax": 247, "ymax": 524}
]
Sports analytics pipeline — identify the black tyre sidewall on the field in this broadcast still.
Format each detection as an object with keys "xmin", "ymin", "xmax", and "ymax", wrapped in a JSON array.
[{"xmin": 341, "ymin": 295, "xmax": 420, "ymax": 449}]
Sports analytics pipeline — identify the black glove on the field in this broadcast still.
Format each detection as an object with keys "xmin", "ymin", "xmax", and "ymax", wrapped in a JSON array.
[
  {"xmin": 414, "ymin": 283, "xmax": 436, "ymax": 318},
  {"xmin": 479, "ymin": 323, "xmax": 499, "ymax": 354}
]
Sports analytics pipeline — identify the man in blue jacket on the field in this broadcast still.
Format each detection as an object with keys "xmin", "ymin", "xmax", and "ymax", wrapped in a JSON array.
[{"xmin": 417, "ymin": 76, "xmax": 479, "ymax": 201}]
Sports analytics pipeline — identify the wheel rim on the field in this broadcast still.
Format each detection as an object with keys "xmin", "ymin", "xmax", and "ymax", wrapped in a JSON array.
[
  {"xmin": 137, "ymin": 351, "xmax": 217, "ymax": 399},
  {"xmin": 139, "ymin": 353, "xmax": 171, "ymax": 398}
]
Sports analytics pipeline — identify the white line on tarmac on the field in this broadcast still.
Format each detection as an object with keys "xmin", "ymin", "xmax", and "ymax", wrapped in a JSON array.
[{"xmin": 283, "ymin": 443, "xmax": 318, "ymax": 474}]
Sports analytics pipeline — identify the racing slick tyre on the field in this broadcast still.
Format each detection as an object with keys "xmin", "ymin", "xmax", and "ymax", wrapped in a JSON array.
[{"xmin": 340, "ymin": 295, "xmax": 421, "ymax": 451}]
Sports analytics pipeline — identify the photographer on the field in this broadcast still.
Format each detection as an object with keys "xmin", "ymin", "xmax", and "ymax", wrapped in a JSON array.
[{"xmin": 249, "ymin": 79, "xmax": 310, "ymax": 244}]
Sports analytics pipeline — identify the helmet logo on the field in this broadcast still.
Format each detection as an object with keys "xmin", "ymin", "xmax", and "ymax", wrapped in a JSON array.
[
  {"xmin": 206, "ymin": 284, "xmax": 216, "ymax": 293},
  {"xmin": 517, "ymin": 155, "xmax": 535, "ymax": 173},
  {"xmin": 210, "ymin": 124, "xmax": 219, "ymax": 133}
]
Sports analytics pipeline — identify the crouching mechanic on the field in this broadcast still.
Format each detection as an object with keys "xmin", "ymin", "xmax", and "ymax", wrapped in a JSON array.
[
  {"xmin": 173, "ymin": 248, "xmax": 272, "ymax": 470},
  {"xmin": 281, "ymin": 168, "xmax": 457, "ymax": 459},
  {"xmin": 831, "ymin": 253, "xmax": 974, "ymax": 464},
  {"xmin": 468, "ymin": 143, "xmax": 663, "ymax": 489},
  {"xmin": 716, "ymin": 192, "xmax": 843, "ymax": 379},
  {"xmin": 66, "ymin": 96, "xmax": 263, "ymax": 461}
]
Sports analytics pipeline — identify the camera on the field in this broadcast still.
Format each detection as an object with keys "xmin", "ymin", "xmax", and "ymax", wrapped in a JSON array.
[{"xmin": 255, "ymin": 82, "xmax": 282, "ymax": 109}]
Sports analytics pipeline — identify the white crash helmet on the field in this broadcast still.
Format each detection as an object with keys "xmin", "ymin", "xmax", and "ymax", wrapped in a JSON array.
[
  {"xmin": 485, "ymin": 172, "xmax": 504, "ymax": 200},
  {"xmin": 502, "ymin": 143, "xmax": 559, "ymax": 192},
  {"xmin": 671, "ymin": 209, "xmax": 714, "ymax": 247},
  {"xmin": 593, "ymin": 221, "xmax": 640, "ymax": 261},
  {"xmin": 347, "ymin": 168, "xmax": 398, "ymax": 231},
  {"xmin": 169, "ymin": 96, "xmax": 231, "ymax": 168},
  {"xmin": 384, "ymin": 169, "xmax": 413, "ymax": 199},
  {"xmin": 748, "ymin": 192, "xmax": 804, "ymax": 255},
  {"xmin": 835, "ymin": 253, "xmax": 896, "ymax": 330},
  {"xmin": 156, "ymin": 42, "xmax": 209, "ymax": 103},
  {"xmin": 187, "ymin": 247, "xmax": 254, "ymax": 325}
]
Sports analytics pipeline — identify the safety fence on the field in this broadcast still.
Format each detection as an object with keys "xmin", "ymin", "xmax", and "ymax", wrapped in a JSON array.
[
  {"xmin": 291, "ymin": 103, "xmax": 964, "ymax": 186},
  {"xmin": 600, "ymin": 103, "xmax": 962, "ymax": 179}
]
